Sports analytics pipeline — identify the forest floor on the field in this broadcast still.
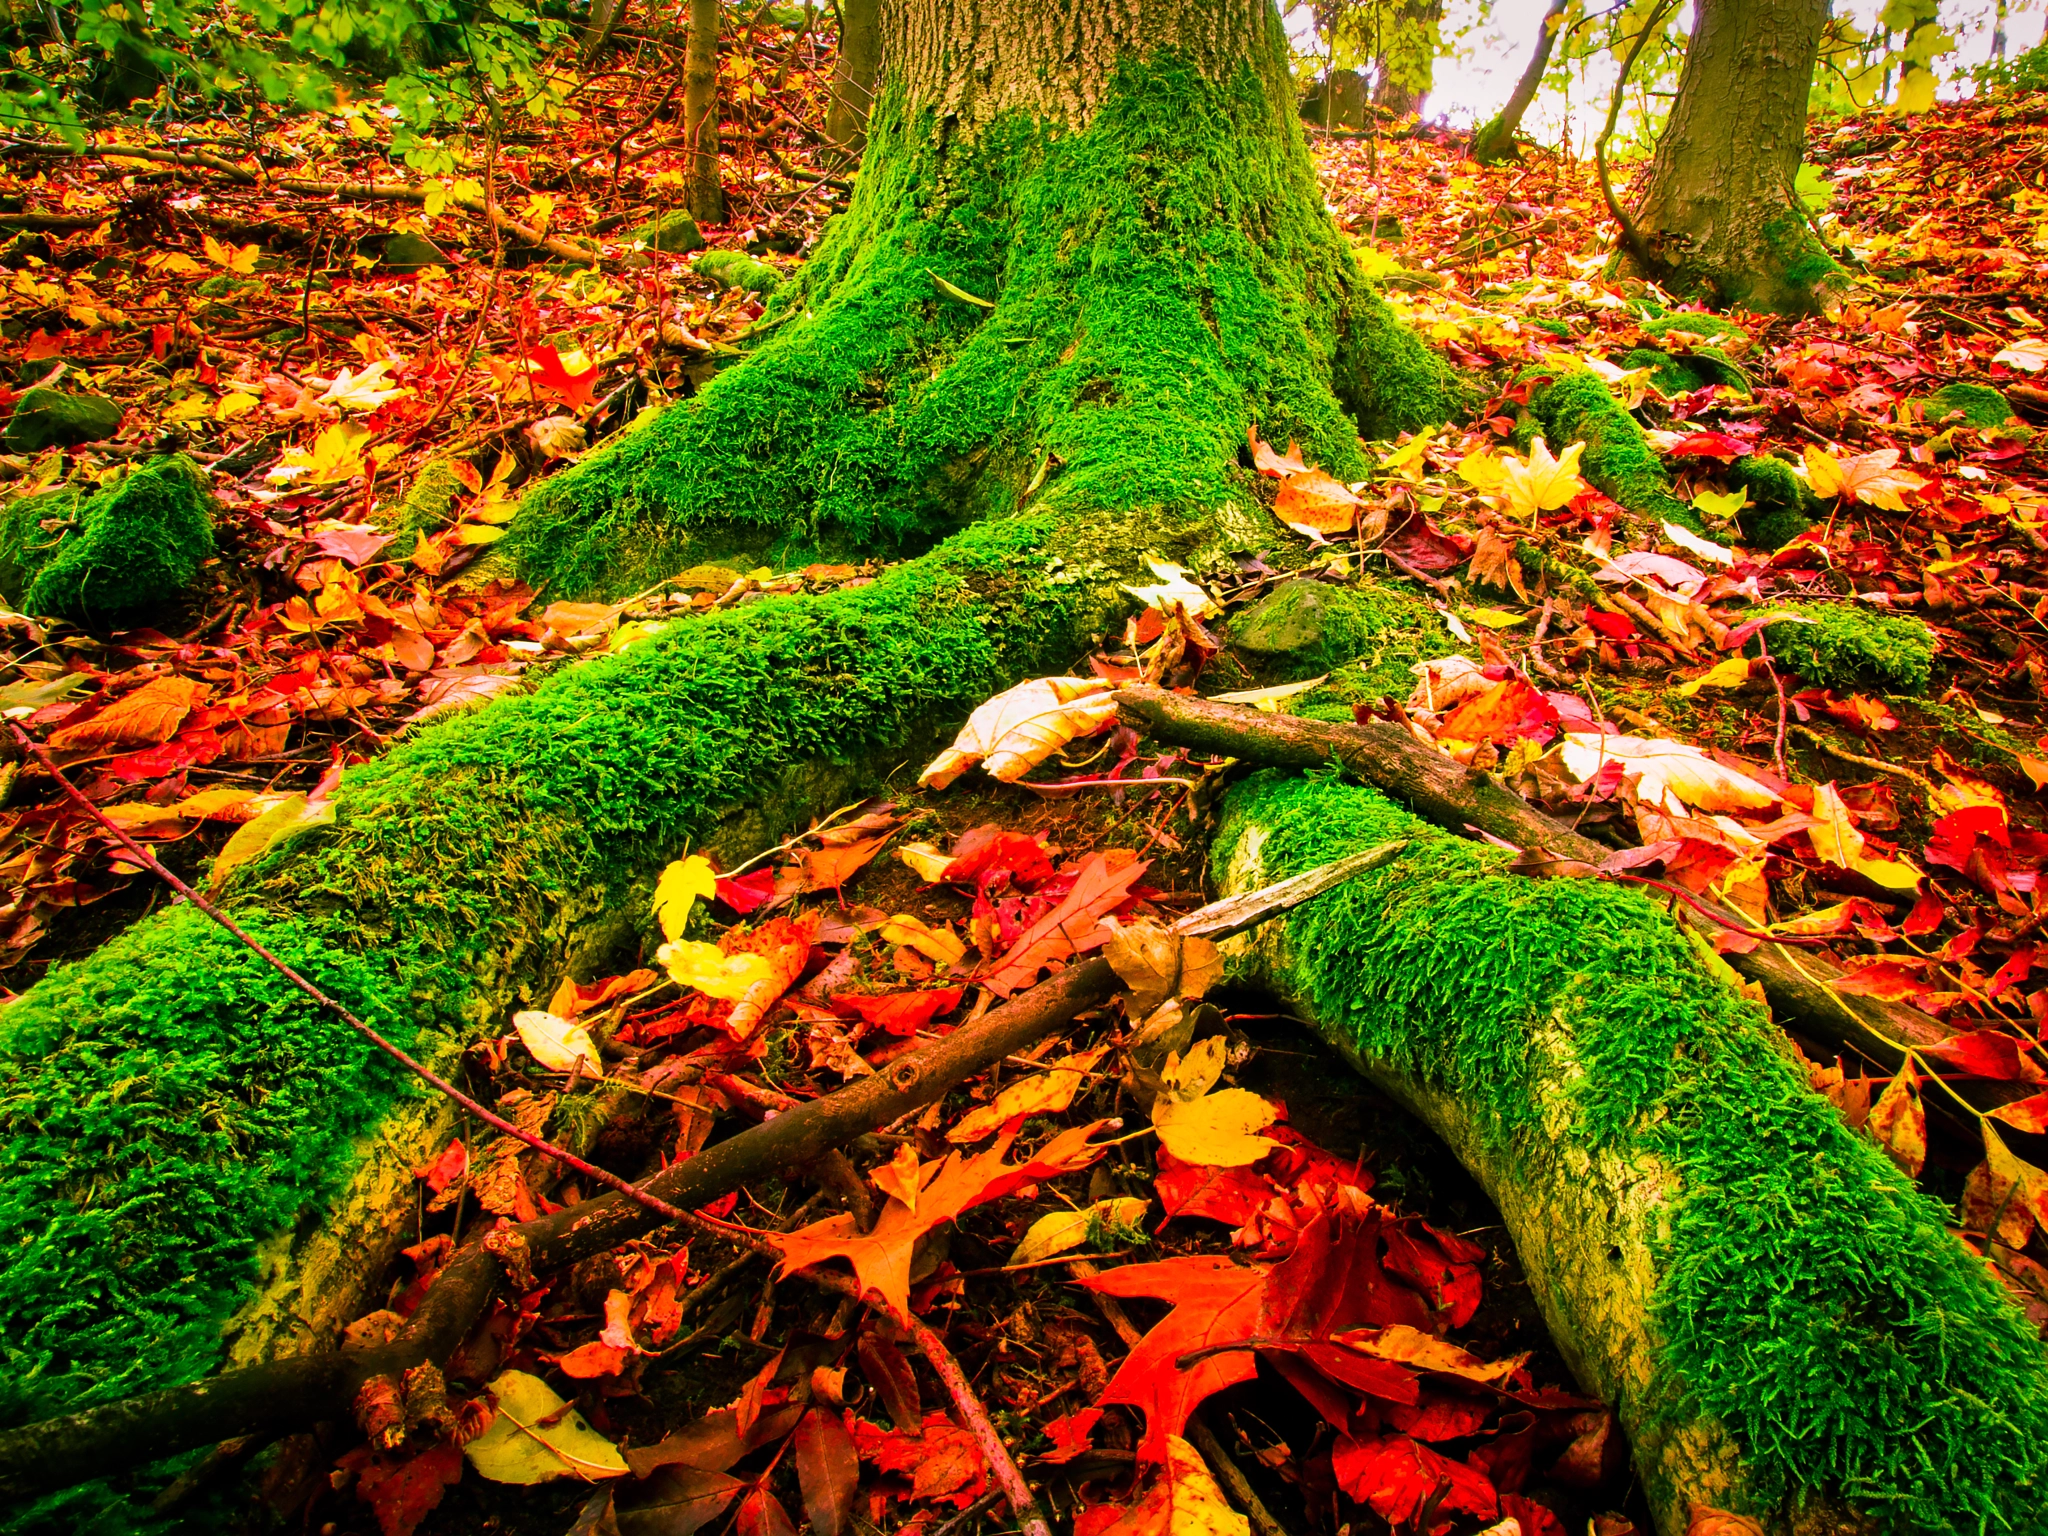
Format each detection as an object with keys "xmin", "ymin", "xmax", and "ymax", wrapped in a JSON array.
[{"xmin": 5, "ymin": 28, "xmax": 2048, "ymax": 1536}]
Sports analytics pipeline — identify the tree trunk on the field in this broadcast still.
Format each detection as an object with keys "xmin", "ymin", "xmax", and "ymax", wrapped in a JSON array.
[
  {"xmin": 824, "ymin": 0, "xmax": 881, "ymax": 157},
  {"xmin": 0, "ymin": 0, "xmax": 1456, "ymax": 1515},
  {"xmin": 1469, "ymin": 0, "xmax": 1567, "ymax": 164},
  {"xmin": 1369, "ymin": 0, "xmax": 1441, "ymax": 118},
  {"xmin": 1619, "ymin": 0, "xmax": 1844, "ymax": 316},
  {"xmin": 1216, "ymin": 772, "xmax": 2048, "ymax": 1536},
  {"xmin": 684, "ymin": 0, "xmax": 724, "ymax": 224}
]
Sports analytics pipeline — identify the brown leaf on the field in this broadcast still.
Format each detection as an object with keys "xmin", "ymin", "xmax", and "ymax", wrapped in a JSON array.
[
  {"xmin": 1865, "ymin": 1062, "xmax": 1926, "ymax": 1178},
  {"xmin": 48, "ymin": 676, "xmax": 208, "ymax": 753},
  {"xmin": 793, "ymin": 1407, "xmax": 858, "ymax": 1536},
  {"xmin": 1961, "ymin": 1120, "xmax": 2048, "ymax": 1247},
  {"xmin": 1687, "ymin": 1505, "xmax": 1766, "ymax": 1536},
  {"xmin": 1274, "ymin": 469, "xmax": 1362, "ymax": 535}
]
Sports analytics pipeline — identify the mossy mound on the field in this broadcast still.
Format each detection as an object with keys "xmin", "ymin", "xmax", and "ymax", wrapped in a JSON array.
[
  {"xmin": 1726, "ymin": 453, "xmax": 1816, "ymax": 549},
  {"xmin": 1217, "ymin": 772, "xmax": 2048, "ymax": 1532},
  {"xmin": 1619, "ymin": 346, "xmax": 1748, "ymax": 398},
  {"xmin": 1228, "ymin": 576, "xmax": 1446, "ymax": 690},
  {"xmin": 630, "ymin": 210, "xmax": 705, "ymax": 253},
  {"xmin": 0, "ymin": 457, "xmax": 215, "ymax": 630},
  {"xmin": 1915, "ymin": 382, "xmax": 2015, "ymax": 429},
  {"xmin": 1640, "ymin": 311, "xmax": 1750, "ymax": 349},
  {"xmin": 3, "ymin": 389, "xmax": 123, "ymax": 453},
  {"xmin": 374, "ymin": 458, "xmax": 464, "ymax": 539},
  {"xmin": 1763, "ymin": 601, "xmax": 1935, "ymax": 694},
  {"xmin": 1526, "ymin": 367, "xmax": 1708, "ymax": 538},
  {"xmin": 696, "ymin": 248, "xmax": 782, "ymax": 294}
]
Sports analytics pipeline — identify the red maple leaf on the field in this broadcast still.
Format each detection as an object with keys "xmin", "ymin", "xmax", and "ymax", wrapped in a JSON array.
[
  {"xmin": 526, "ymin": 345, "xmax": 601, "ymax": 411},
  {"xmin": 833, "ymin": 986, "xmax": 966, "ymax": 1036},
  {"xmin": 1332, "ymin": 1435, "xmax": 1497, "ymax": 1529},
  {"xmin": 1663, "ymin": 430, "xmax": 1752, "ymax": 461}
]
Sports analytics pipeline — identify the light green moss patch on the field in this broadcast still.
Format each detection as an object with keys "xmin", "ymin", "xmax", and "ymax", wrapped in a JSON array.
[
  {"xmin": 1216, "ymin": 772, "xmax": 2048, "ymax": 1532},
  {"xmin": 1916, "ymin": 382, "xmax": 2015, "ymax": 429},
  {"xmin": 0, "ymin": 456, "xmax": 215, "ymax": 630},
  {"xmin": 696, "ymin": 248, "xmax": 781, "ymax": 293},
  {"xmin": 1726, "ymin": 453, "xmax": 1816, "ymax": 549},
  {"xmin": 1762, "ymin": 602, "xmax": 1936, "ymax": 694}
]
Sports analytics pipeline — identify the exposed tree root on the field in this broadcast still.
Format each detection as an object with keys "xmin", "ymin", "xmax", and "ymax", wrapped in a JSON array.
[{"xmin": 1215, "ymin": 770, "xmax": 2048, "ymax": 1536}]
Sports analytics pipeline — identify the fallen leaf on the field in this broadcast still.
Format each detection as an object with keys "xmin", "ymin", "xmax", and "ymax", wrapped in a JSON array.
[
  {"xmin": 1248, "ymin": 425, "xmax": 1309, "ymax": 478},
  {"xmin": 980, "ymin": 852, "xmax": 1149, "ymax": 996},
  {"xmin": 1123, "ymin": 555, "xmax": 1222, "ymax": 619},
  {"xmin": 209, "ymin": 793, "xmax": 336, "ymax": 885},
  {"xmin": 464, "ymin": 1370, "xmax": 629, "ymax": 1484},
  {"xmin": 853, "ymin": 1412, "xmax": 988, "ymax": 1507},
  {"xmin": 1332, "ymin": 1434, "xmax": 1498, "ymax": 1528},
  {"xmin": 1866, "ymin": 1062, "xmax": 1927, "ymax": 1178},
  {"xmin": 353, "ymin": 1443, "xmax": 465, "ymax": 1536},
  {"xmin": 513, "ymin": 1010, "xmax": 603, "ymax": 1075},
  {"xmin": 1559, "ymin": 734, "xmax": 1777, "ymax": 815},
  {"xmin": 48, "ymin": 676, "xmax": 208, "ymax": 752},
  {"xmin": 1009, "ymin": 1196, "xmax": 1149, "ymax": 1265},
  {"xmin": 1498, "ymin": 436, "xmax": 1585, "ymax": 519},
  {"xmin": 920, "ymin": 677, "xmax": 1117, "ymax": 789},
  {"xmin": 949, "ymin": 1046, "xmax": 1108, "ymax": 1143},
  {"xmin": 1275, "ymin": 469, "xmax": 1362, "ymax": 536},
  {"xmin": 1095, "ymin": 1435, "xmax": 1250, "ymax": 1536},
  {"xmin": 615, "ymin": 1466, "xmax": 746, "ymax": 1536},
  {"xmin": 1675, "ymin": 657, "xmax": 1753, "ymax": 697},
  {"xmin": 1803, "ymin": 444, "xmax": 1923, "ymax": 511},
  {"xmin": 802, "ymin": 834, "xmax": 890, "ymax": 894},
  {"xmin": 1962, "ymin": 1120, "xmax": 2048, "ymax": 1247},
  {"xmin": 654, "ymin": 855, "xmax": 720, "ymax": 941},
  {"xmin": 793, "ymin": 1407, "xmax": 858, "ymax": 1536},
  {"xmin": 835, "ymin": 986, "xmax": 965, "ymax": 1036},
  {"xmin": 879, "ymin": 913, "xmax": 968, "ymax": 967}
]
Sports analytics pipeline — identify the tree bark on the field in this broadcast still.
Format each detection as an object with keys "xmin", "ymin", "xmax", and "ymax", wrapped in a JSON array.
[
  {"xmin": 684, "ymin": 0, "xmax": 724, "ymax": 224},
  {"xmin": 824, "ymin": 0, "xmax": 881, "ymax": 157},
  {"xmin": 1469, "ymin": 0, "xmax": 1567, "ymax": 164},
  {"xmin": 1368, "ymin": 0, "xmax": 1442, "ymax": 118},
  {"xmin": 1620, "ymin": 0, "xmax": 1844, "ymax": 315}
]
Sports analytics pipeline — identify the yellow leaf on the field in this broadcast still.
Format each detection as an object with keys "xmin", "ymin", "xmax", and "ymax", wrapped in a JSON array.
[
  {"xmin": 1097, "ymin": 1436, "xmax": 1250, "ymax": 1536},
  {"xmin": 423, "ymin": 182, "xmax": 447, "ymax": 217},
  {"xmin": 457, "ymin": 522, "xmax": 509, "ymax": 544},
  {"xmin": 1008, "ymin": 1196, "xmax": 1149, "ymax": 1266},
  {"xmin": 1461, "ymin": 607, "xmax": 1529, "ymax": 629},
  {"xmin": 451, "ymin": 177, "xmax": 486, "ymax": 203},
  {"xmin": 1851, "ymin": 852, "xmax": 1925, "ymax": 891},
  {"xmin": 1378, "ymin": 424, "xmax": 1438, "ymax": 477},
  {"xmin": 1803, "ymin": 443, "xmax": 1922, "ymax": 511},
  {"xmin": 526, "ymin": 192, "xmax": 555, "ymax": 233},
  {"xmin": 1151, "ymin": 1035, "xmax": 1279, "ymax": 1167},
  {"xmin": 919, "ymin": 676, "xmax": 1116, "ymax": 789},
  {"xmin": 1895, "ymin": 67, "xmax": 1936, "ymax": 116},
  {"xmin": 1456, "ymin": 449, "xmax": 1506, "ymax": 492},
  {"xmin": 201, "ymin": 234, "xmax": 258, "ymax": 274},
  {"xmin": 209, "ymin": 794, "xmax": 335, "ymax": 886},
  {"xmin": 878, "ymin": 913, "xmax": 967, "ymax": 967},
  {"xmin": 1498, "ymin": 436, "xmax": 1586, "ymax": 519},
  {"xmin": 266, "ymin": 422, "xmax": 370, "ymax": 485},
  {"xmin": 1808, "ymin": 782, "xmax": 1866, "ymax": 869},
  {"xmin": 897, "ymin": 841, "xmax": 955, "ymax": 882},
  {"xmin": 948, "ymin": 1046, "xmax": 1108, "ymax": 1144},
  {"xmin": 102, "ymin": 786, "xmax": 259, "ymax": 827},
  {"xmin": 1675, "ymin": 656, "xmax": 1753, "ymax": 697},
  {"xmin": 512, "ymin": 1009, "xmax": 602, "ymax": 1074},
  {"xmin": 215, "ymin": 390, "xmax": 259, "ymax": 421},
  {"xmin": 162, "ymin": 394, "xmax": 214, "ymax": 424},
  {"xmin": 464, "ymin": 1371, "xmax": 628, "ymax": 1484},
  {"xmin": 1692, "ymin": 487, "xmax": 1751, "ymax": 521},
  {"xmin": 657, "ymin": 940, "xmax": 775, "ymax": 1000},
  {"xmin": 151, "ymin": 251, "xmax": 206, "ymax": 275},
  {"xmin": 653, "ymin": 854, "xmax": 719, "ymax": 942}
]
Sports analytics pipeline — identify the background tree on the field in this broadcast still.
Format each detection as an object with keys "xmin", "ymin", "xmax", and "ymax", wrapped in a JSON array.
[
  {"xmin": 1616, "ymin": 0, "xmax": 1843, "ymax": 314},
  {"xmin": 684, "ymin": 0, "xmax": 725, "ymax": 222},
  {"xmin": 824, "ymin": 0, "xmax": 881, "ymax": 156},
  {"xmin": 1469, "ymin": 0, "xmax": 1570, "ymax": 163}
]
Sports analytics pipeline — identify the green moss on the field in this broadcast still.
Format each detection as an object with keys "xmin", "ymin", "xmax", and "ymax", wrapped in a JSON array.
[
  {"xmin": 374, "ymin": 458, "xmax": 464, "ymax": 538},
  {"xmin": 695, "ymin": 248, "xmax": 782, "ymax": 294},
  {"xmin": 509, "ymin": 45, "xmax": 1436, "ymax": 599},
  {"xmin": 630, "ymin": 210, "xmax": 705, "ymax": 254},
  {"xmin": 1916, "ymin": 382, "xmax": 2015, "ymax": 429},
  {"xmin": 2, "ymin": 389, "xmax": 122, "ymax": 453},
  {"xmin": 0, "ymin": 514, "xmax": 1101, "ymax": 1441},
  {"xmin": 0, "ymin": 457, "xmax": 215, "ymax": 630},
  {"xmin": 1762, "ymin": 602, "xmax": 1935, "ymax": 694},
  {"xmin": 1640, "ymin": 312, "xmax": 1750, "ymax": 350},
  {"xmin": 1760, "ymin": 209, "xmax": 1844, "ymax": 311},
  {"xmin": 1620, "ymin": 348, "xmax": 1706, "ymax": 398},
  {"xmin": 1727, "ymin": 453, "xmax": 1816, "ymax": 549},
  {"xmin": 1525, "ymin": 368, "xmax": 1710, "ymax": 539},
  {"xmin": 1231, "ymin": 576, "xmax": 1448, "ymax": 691},
  {"xmin": 1216, "ymin": 772, "xmax": 2048, "ymax": 1532}
]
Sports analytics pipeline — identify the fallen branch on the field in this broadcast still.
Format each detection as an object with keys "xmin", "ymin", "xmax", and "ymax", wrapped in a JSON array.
[
  {"xmin": 0, "ymin": 854, "xmax": 1361, "ymax": 1500},
  {"xmin": 1114, "ymin": 685, "xmax": 1967, "ymax": 1075}
]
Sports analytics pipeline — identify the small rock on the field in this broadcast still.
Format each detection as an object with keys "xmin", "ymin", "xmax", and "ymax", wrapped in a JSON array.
[
  {"xmin": 1230, "ymin": 580, "xmax": 1336, "ymax": 659},
  {"xmin": 4, "ymin": 387, "xmax": 124, "ymax": 452},
  {"xmin": 377, "ymin": 231, "xmax": 453, "ymax": 271},
  {"xmin": 628, "ymin": 210, "xmax": 705, "ymax": 253}
]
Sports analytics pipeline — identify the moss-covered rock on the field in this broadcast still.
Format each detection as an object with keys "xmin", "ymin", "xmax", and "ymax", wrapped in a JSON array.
[
  {"xmin": 1763, "ymin": 600, "xmax": 1935, "ymax": 694},
  {"xmin": 1639, "ymin": 311, "xmax": 1750, "ymax": 350},
  {"xmin": 630, "ymin": 210, "xmax": 706, "ymax": 253},
  {"xmin": 374, "ymin": 458, "xmax": 464, "ymax": 539},
  {"xmin": 3, "ymin": 389, "xmax": 123, "ymax": 453},
  {"xmin": 696, "ymin": 248, "xmax": 782, "ymax": 294},
  {"xmin": 376, "ymin": 231, "xmax": 453, "ymax": 271},
  {"xmin": 0, "ymin": 457, "xmax": 215, "ymax": 629},
  {"xmin": 1228, "ymin": 576, "xmax": 1442, "ymax": 686},
  {"xmin": 1915, "ymin": 381, "xmax": 2015, "ymax": 428},
  {"xmin": 193, "ymin": 273, "xmax": 259, "ymax": 298}
]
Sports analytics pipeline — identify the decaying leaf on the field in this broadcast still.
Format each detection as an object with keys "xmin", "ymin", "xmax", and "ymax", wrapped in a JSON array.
[
  {"xmin": 1093, "ymin": 1435, "xmax": 1250, "ymax": 1536},
  {"xmin": 464, "ymin": 1370, "xmax": 629, "ymax": 1484},
  {"xmin": 948, "ymin": 1046, "xmax": 1108, "ymax": 1143},
  {"xmin": 1152, "ymin": 1036, "xmax": 1281, "ymax": 1168},
  {"xmin": 513, "ymin": 1010, "xmax": 603, "ymax": 1075},
  {"xmin": 919, "ymin": 677, "xmax": 1117, "ymax": 789},
  {"xmin": 1865, "ymin": 1062, "xmax": 1927, "ymax": 1179},
  {"xmin": 1009, "ymin": 1196, "xmax": 1150, "ymax": 1265}
]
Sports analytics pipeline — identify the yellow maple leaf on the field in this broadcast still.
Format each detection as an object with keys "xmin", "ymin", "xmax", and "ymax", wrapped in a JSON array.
[
  {"xmin": 878, "ymin": 913, "xmax": 967, "ymax": 967},
  {"xmin": 1802, "ymin": 444, "xmax": 1923, "ymax": 511},
  {"xmin": 1150, "ymin": 1035, "xmax": 1280, "ymax": 1168},
  {"xmin": 657, "ymin": 939, "xmax": 774, "ymax": 1000},
  {"xmin": 266, "ymin": 422, "xmax": 370, "ymax": 485},
  {"xmin": 1498, "ymin": 436, "xmax": 1587, "ymax": 519},
  {"xmin": 652, "ymin": 854, "xmax": 719, "ymax": 942},
  {"xmin": 201, "ymin": 234, "xmax": 259, "ymax": 274}
]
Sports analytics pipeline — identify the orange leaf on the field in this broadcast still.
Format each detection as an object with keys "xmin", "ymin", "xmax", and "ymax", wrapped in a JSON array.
[
  {"xmin": 722, "ymin": 912, "xmax": 818, "ymax": 1041},
  {"xmin": 1866, "ymin": 1062, "xmax": 1926, "ymax": 1178},
  {"xmin": 1274, "ymin": 469, "xmax": 1362, "ymax": 535},
  {"xmin": 48, "ymin": 676, "xmax": 209, "ymax": 753},
  {"xmin": 980, "ymin": 851, "xmax": 1149, "ymax": 996},
  {"xmin": 801, "ymin": 834, "xmax": 890, "ymax": 895},
  {"xmin": 1962, "ymin": 1120, "xmax": 2048, "ymax": 1247},
  {"xmin": 1247, "ymin": 424, "xmax": 1310, "ymax": 479}
]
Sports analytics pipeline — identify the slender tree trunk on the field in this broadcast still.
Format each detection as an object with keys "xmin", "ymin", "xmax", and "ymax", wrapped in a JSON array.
[
  {"xmin": 824, "ymin": 0, "xmax": 881, "ymax": 157},
  {"xmin": 1470, "ymin": 0, "xmax": 1568, "ymax": 163},
  {"xmin": 684, "ymin": 0, "xmax": 724, "ymax": 224},
  {"xmin": 1620, "ymin": 0, "xmax": 1843, "ymax": 315}
]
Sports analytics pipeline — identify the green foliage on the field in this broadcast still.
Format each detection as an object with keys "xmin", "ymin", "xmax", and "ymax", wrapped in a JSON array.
[
  {"xmin": 0, "ymin": 456, "xmax": 216, "ymax": 630},
  {"xmin": 1976, "ymin": 39, "xmax": 2048, "ymax": 94},
  {"xmin": 1217, "ymin": 772, "xmax": 2048, "ymax": 1532},
  {"xmin": 1763, "ymin": 602, "xmax": 1937, "ymax": 695}
]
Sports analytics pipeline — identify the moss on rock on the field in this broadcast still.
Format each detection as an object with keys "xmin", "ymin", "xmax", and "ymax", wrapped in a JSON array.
[
  {"xmin": 1726, "ymin": 452, "xmax": 1816, "ymax": 549},
  {"xmin": 1763, "ymin": 601, "xmax": 1936, "ymax": 695},
  {"xmin": 1228, "ymin": 575, "xmax": 1446, "ymax": 690},
  {"xmin": 630, "ymin": 210, "xmax": 705, "ymax": 253},
  {"xmin": 0, "ymin": 457, "xmax": 215, "ymax": 630},
  {"xmin": 3, "ymin": 389, "xmax": 123, "ymax": 453},
  {"xmin": 1526, "ymin": 367, "xmax": 1708, "ymax": 538},
  {"xmin": 1215, "ymin": 771, "xmax": 2048, "ymax": 1532},
  {"xmin": 696, "ymin": 247, "xmax": 781, "ymax": 293},
  {"xmin": 1915, "ymin": 382, "xmax": 2015, "ymax": 429}
]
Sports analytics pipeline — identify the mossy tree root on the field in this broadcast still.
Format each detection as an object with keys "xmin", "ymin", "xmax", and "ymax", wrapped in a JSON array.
[{"xmin": 1216, "ymin": 771, "xmax": 2048, "ymax": 1536}]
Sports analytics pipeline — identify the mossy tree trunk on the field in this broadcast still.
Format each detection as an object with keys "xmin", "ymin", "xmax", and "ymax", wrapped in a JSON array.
[
  {"xmin": 823, "ymin": 0, "xmax": 880, "ymax": 157},
  {"xmin": 1619, "ymin": 0, "xmax": 1844, "ymax": 316},
  {"xmin": 0, "ymin": 0, "xmax": 1458, "ymax": 1510},
  {"xmin": 1469, "ymin": 0, "xmax": 1567, "ymax": 164},
  {"xmin": 683, "ymin": 0, "xmax": 724, "ymax": 224}
]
